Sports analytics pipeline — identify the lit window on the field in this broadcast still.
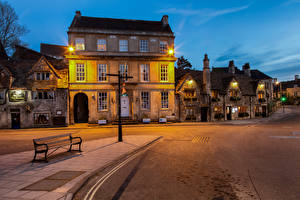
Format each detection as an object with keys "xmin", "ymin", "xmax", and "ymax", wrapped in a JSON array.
[
  {"xmin": 98, "ymin": 64, "xmax": 107, "ymax": 82},
  {"xmin": 119, "ymin": 40, "xmax": 128, "ymax": 52},
  {"xmin": 159, "ymin": 41, "xmax": 168, "ymax": 53},
  {"xmin": 97, "ymin": 39, "xmax": 106, "ymax": 51},
  {"xmin": 140, "ymin": 40, "xmax": 148, "ymax": 52},
  {"xmin": 76, "ymin": 63, "xmax": 85, "ymax": 81},
  {"xmin": 160, "ymin": 64, "xmax": 168, "ymax": 82},
  {"xmin": 211, "ymin": 90, "xmax": 218, "ymax": 98},
  {"xmin": 230, "ymin": 90, "xmax": 238, "ymax": 97},
  {"xmin": 34, "ymin": 113, "xmax": 50, "ymax": 125},
  {"xmin": 140, "ymin": 64, "xmax": 149, "ymax": 82},
  {"xmin": 238, "ymin": 106, "xmax": 247, "ymax": 113},
  {"xmin": 141, "ymin": 91, "xmax": 150, "ymax": 110},
  {"xmin": 161, "ymin": 91, "xmax": 168, "ymax": 109},
  {"xmin": 119, "ymin": 64, "xmax": 128, "ymax": 81},
  {"xmin": 258, "ymin": 92, "xmax": 264, "ymax": 99},
  {"xmin": 75, "ymin": 38, "xmax": 85, "ymax": 50},
  {"xmin": 98, "ymin": 92, "xmax": 108, "ymax": 111},
  {"xmin": 184, "ymin": 89, "xmax": 195, "ymax": 97},
  {"xmin": 36, "ymin": 72, "xmax": 50, "ymax": 80}
]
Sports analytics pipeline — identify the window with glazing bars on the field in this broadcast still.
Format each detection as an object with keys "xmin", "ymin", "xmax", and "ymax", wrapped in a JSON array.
[
  {"xmin": 76, "ymin": 63, "xmax": 85, "ymax": 81},
  {"xmin": 119, "ymin": 64, "xmax": 128, "ymax": 81},
  {"xmin": 75, "ymin": 38, "xmax": 85, "ymax": 50},
  {"xmin": 141, "ymin": 91, "xmax": 150, "ymax": 110},
  {"xmin": 160, "ymin": 64, "xmax": 168, "ymax": 82},
  {"xmin": 161, "ymin": 92, "xmax": 168, "ymax": 109},
  {"xmin": 98, "ymin": 92, "xmax": 108, "ymax": 111},
  {"xmin": 119, "ymin": 40, "xmax": 128, "ymax": 52},
  {"xmin": 98, "ymin": 64, "xmax": 107, "ymax": 82},
  {"xmin": 160, "ymin": 41, "xmax": 168, "ymax": 53},
  {"xmin": 140, "ymin": 64, "xmax": 149, "ymax": 82},
  {"xmin": 97, "ymin": 39, "xmax": 106, "ymax": 51},
  {"xmin": 140, "ymin": 40, "xmax": 148, "ymax": 52}
]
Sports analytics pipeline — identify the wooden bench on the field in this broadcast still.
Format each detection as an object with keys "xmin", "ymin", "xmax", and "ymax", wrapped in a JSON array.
[{"xmin": 32, "ymin": 133, "xmax": 82, "ymax": 162}]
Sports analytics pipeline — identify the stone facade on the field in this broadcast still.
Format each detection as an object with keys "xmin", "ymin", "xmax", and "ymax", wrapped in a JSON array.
[
  {"xmin": 176, "ymin": 54, "xmax": 274, "ymax": 122},
  {"xmin": 0, "ymin": 46, "xmax": 68, "ymax": 128},
  {"xmin": 66, "ymin": 11, "xmax": 177, "ymax": 124}
]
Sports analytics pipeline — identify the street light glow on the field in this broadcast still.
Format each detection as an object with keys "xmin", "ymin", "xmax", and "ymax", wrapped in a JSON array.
[
  {"xmin": 68, "ymin": 46, "xmax": 74, "ymax": 52},
  {"xmin": 168, "ymin": 49, "xmax": 174, "ymax": 55}
]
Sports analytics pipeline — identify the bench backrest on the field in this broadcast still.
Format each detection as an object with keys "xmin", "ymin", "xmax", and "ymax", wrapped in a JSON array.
[{"xmin": 33, "ymin": 133, "xmax": 71, "ymax": 144}]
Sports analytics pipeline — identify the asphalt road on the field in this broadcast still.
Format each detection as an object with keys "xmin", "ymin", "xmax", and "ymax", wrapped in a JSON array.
[{"xmin": 73, "ymin": 106, "xmax": 300, "ymax": 200}]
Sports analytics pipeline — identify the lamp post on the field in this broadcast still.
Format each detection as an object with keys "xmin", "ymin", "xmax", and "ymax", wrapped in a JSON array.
[{"xmin": 107, "ymin": 71, "xmax": 133, "ymax": 142}]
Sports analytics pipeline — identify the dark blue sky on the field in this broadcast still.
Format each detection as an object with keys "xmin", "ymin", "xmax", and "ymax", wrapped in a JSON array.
[{"xmin": 9, "ymin": 0, "xmax": 300, "ymax": 81}]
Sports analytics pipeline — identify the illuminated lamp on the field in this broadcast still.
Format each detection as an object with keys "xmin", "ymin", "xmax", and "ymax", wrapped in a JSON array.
[
  {"xmin": 168, "ymin": 49, "xmax": 174, "ymax": 55},
  {"xmin": 232, "ymin": 81, "xmax": 238, "ymax": 87},
  {"xmin": 68, "ymin": 46, "xmax": 75, "ymax": 52}
]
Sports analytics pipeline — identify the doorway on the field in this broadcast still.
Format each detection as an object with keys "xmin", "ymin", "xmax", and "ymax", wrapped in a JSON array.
[
  {"xmin": 74, "ymin": 93, "xmax": 89, "ymax": 123},
  {"xmin": 262, "ymin": 106, "xmax": 267, "ymax": 117},
  {"xmin": 226, "ymin": 106, "xmax": 232, "ymax": 120},
  {"xmin": 121, "ymin": 95, "xmax": 130, "ymax": 117},
  {"xmin": 200, "ymin": 107, "xmax": 208, "ymax": 122},
  {"xmin": 11, "ymin": 111, "xmax": 20, "ymax": 129}
]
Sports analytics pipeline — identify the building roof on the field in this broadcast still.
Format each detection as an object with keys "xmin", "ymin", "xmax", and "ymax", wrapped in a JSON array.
[
  {"xmin": 69, "ymin": 14, "xmax": 173, "ymax": 35},
  {"xmin": 40, "ymin": 43, "xmax": 68, "ymax": 59}
]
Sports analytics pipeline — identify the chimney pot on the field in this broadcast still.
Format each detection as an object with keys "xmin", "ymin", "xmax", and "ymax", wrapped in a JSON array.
[
  {"xmin": 295, "ymin": 75, "xmax": 299, "ymax": 80},
  {"xmin": 76, "ymin": 10, "xmax": 81, "ymax": 17},
  {"xmin": 161, "ymin": 15, "xmax": 169, "ymax": 26}
]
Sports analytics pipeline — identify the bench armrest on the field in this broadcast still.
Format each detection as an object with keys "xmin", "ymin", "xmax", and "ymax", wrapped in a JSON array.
[
  {"xmin": 33, "ymin": 142, "xmax": 48, "ymax": 151},
  {"xmin": 70, "ymin": 136, "xmax": 82, "ymax": 143}
]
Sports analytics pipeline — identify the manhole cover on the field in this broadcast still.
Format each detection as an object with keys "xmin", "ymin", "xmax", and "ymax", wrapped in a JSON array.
[
  {"xmin": 21, "ymin": 171, "xmax": 85, "ymax": 191},
  {"xmin": 192, "ymin": 136, "xmax": 209, "ymax": 143}
]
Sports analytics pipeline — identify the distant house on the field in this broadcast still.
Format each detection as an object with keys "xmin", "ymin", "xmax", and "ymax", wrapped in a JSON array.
[
  {"xmin": 275, "ymin": 75, "xmax": 300, "ymax": 104},
  {"xmin": 176, "ymin": 54, "xmax": 273, "ymax": 122},
  {"xmin": 0, "ymin": 46, "xmax": 68, "ymax": 128}
]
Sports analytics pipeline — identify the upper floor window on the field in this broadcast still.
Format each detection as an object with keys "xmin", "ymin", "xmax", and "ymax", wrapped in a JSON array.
[
  {"xmin": 119, "ymin": 40, "xmax": 128, "ymax": 52},
  {"xmin": 0, "ymin": 90, "xmax": 4, "ymax": 100},
  {"xmin": 141, "ymin": 91, "xmax": 150, "ymax": 110},
  {"xmin": 140, "ymin": 64, "xmax": 149, "ymax": 82},
  {"xmin": 160, "ymin": 64, "xmax": 168, "ymax": 82},
  {"xmin": 36, "ymin": 72, "xmax": 50, "ymax": 81},
  {"xmin": 258, "ymin": 91, "xmax": 265, "ymax": 99},
  {"xmin": 160, "ymin": 41, "xmax": 168, "ymax": 53},
  {"xmin": 75, "ymin": 38, "xmax": 85, "ymax": 50},
  {"xmin": 97, "ymin": 39, "xmax": 106, "ymax": 51},
  {"xmin": 211, "ymin": 90, "xmax": 218, "ymax": 98},
  {"xmin": 161, "ymin": 91, "xmax": 168, "ymax": 109},
  {"xmin": 230, "ymin": 90, "xmax": 238, "ymax": 97},
  {"xmin": 76, "ymin": 63, "xmax": 85, "ymax": 81},
  {"xmin": 184, "ymin": 89, "xmax": 195, "ymax": 98},
  {"xmin": 98, "ymin": 64, "xmax": 107, "ymax": 82},
  {"xmin": 140, "ymin": 40, "xmax": 148, "ymax": 52},
  {"xmin": 98, "ymin": 92, "xmax": 108, "ymax": 111},
  {"xmin": 33, "ymin": 90, "xmax": 54, "ymax": 100},
  {"xmin": 120, "ymin": 64, "xmax": 128, "ymax": 81}
]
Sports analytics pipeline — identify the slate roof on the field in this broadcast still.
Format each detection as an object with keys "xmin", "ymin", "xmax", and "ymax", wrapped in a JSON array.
[
  {"xmin": 69, "ymin": 15, "xmax": 173, "ymax": 34},
  {"xmin": 40, "ymin": 43, "xmax": 67, "ymax": 58},
  {"xmin": 212, "ymin": 67, "xmax": 272, "ymax": 79}
]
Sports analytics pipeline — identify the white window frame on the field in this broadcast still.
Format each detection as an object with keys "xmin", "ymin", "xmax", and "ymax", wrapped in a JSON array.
[
  {"xmin": 140, "ymin": 64, "xmax": 149, "ymax": 82},
  {"xmin": 75, "ymin": 38, "xmax": 85, "ymax": 50},
  {"xmin": 34, "ymin": 113, "xmax": 50, "ymax": 125},
  {"xmin": 160, "ymin": 64, "xmax": 168, "ymax": 82},
  {"xmin": 36, "ymin": 72, "xmax": 50, "ymax": 81},
  {"xmin": 76, "ymin": 63, "xmax": 85, "ymax": 82},
  {"xmin": 161, "ymin": 91, "xmax": 168, "ymax": 109},
  {"xmin": 140, "ymin": 40, "xmax": 148, "ymax": 52},
  {"xmin": 119, "ymin": 64, "xmax": 128, "ymax": 81},
  {"xmin": 98, "ymin": 92, "xmax": 108, "ymax": 111},
  {"xmin": 97, "ymin": 39, "xmax": 106, "ymax": 51},
  {"xmin": 119, "ymin": 40, "xmax": 128, "ymax": 52},
  {"xmin": 98, "ymin": 64, "xmax": 107, "ymax": 82},
  {"xmin": 141, "ymin": 91, "xmax": 150, "ymax": 110},
  {"xmin": 159, "ymin": 41, "xmax": 168, "ymax": 53},
  {"xmin": 34, "ymin": 90, "xmax": 55, "ymax": 100}
]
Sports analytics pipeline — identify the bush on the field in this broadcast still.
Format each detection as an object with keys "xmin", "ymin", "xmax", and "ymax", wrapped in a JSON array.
[
  {"xmin": 238, "ymin": 112, "xmax": 249, "ymax": 118},
  {"xmin": 230, "ymin": 96, "xmax": 241, "ymax": 101},
  {"xmin": 214, "ymin": 113, "xmax": 224, "ymax": 119}
]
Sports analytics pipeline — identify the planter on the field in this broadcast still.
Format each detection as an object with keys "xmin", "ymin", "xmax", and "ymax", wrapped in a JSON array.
[
  {"xmin": 98, "ymin": 120, "xmax": 107, "ymax": 125},
  {"xmin": 159, "ymin": 118, "xmax": 167, "ymax": 123},
  {"xmin": 142, "ymin": 118, "xmax": 151, "ymax": 123}
]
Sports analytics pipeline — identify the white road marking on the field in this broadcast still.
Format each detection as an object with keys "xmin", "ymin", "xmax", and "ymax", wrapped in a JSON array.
[
  {"xmin": 84, "ymin": 148, "xmax": 147, "ymax": 200},
  {"xmin": 282, "ymin": 126, "xmax": 292, "ymax": 129},
  {"xmin": 292, "ymin": 131, "xmax": 300, "ymax": 135},
  {"xmin": 269, "ymin": 136, "xmax": 300, "ymax": 139}
]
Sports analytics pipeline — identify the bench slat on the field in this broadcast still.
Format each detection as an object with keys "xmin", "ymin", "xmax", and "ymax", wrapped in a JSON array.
[
  {"xmin": 34, "ymin": 133, "xmax": 71, "ymax": 142},
  {"xmin": 47, "ymin": 139, "xmax": 70, "ymax": 146}
]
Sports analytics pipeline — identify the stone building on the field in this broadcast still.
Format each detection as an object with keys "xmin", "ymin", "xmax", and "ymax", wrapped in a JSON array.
[
  {"xmin": 274, "ymin": 75, "xmax": 300, "ymax": 104},
  {"xmin": 0, "ymin": 46, "xmax": 68, "ymax": 128},
  {"xmin": 66, "ymin": 11, "xmax": 176, "ymax": 124},
  {"xmin": 176, "ymin": 54, "xmax": 273, "ymax": 122}
]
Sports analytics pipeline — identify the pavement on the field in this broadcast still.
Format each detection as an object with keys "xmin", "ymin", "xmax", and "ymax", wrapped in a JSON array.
[{"xmin": 0, "ymin": 135, "xmax": 161, "ymax": 200}]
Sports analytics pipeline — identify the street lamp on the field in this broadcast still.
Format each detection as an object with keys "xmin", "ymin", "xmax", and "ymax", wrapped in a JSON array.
[
  {"xmin": 68, "ymin": 46, "xmax": 75, "ymax": 53},
  {"xmin": 168, "ymin": 48, "xmax": 174, "ymax": 56},
  {"xmin": 106, "ymin": 71, "xmax": 133, "ymax": 142}
]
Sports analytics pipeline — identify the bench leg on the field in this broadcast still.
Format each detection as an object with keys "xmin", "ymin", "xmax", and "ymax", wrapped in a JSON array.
[
  {"xmin": 44, "ymin": 150, "xmax": 48, "ymax": 162},
  {"xmin": 32, "ymin": 152, "xmax": 37, "ymax": 162},
  {"xmin": 78, "ymin": 142, "xmax": 82, "ymax": 152},
  {"xmin": 68, "ymin": 144, "xmax": 73, "ymax": 152}
]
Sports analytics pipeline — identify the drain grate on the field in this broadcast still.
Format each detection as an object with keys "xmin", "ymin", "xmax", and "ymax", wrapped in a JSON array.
[
  {"xmin": 21, "ymin": 171, "xmax": 85, "ymax": 191},
  {"xmin": 192, "ymin": 136, "xmax": 210, "ymax": 143}
]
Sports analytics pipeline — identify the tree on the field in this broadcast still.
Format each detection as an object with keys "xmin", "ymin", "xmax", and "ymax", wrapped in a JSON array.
[
  {"xmin": 0, "ymin": 1, "xmax": 28, "ymax": 56},
  {"xmin": 177, "ymin": 56, "xmax": 192, "ymax": 70}
]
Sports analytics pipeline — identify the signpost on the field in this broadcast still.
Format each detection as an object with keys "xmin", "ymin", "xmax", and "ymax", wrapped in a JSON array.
[
  {"xmin": 280, "ymin": 96, "xmax": 287, "ymax": 113},
  {"xmin": 106, "ymin": 71, "xmax": 133, "ymax": 142}
]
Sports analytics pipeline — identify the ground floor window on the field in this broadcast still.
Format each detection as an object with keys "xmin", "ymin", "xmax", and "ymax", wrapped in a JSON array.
[
  {"xmin": 34, "ymin": 113, "xmax": 50, "ymax": 125},
  {"xmin": 161, "ymin": 92, "xmax": 168, "ymax": 109},
  {"xmin": 238, "ymin": 106, "xmax": 247, "ymax": 113},
  {"xmin": 141, "ymin": 91, "xmax": 150, "ymax": 110},
  {"xmin": 33, "ymin": 91, "xmax": 54, "ymax": 100},
  {"xmin": 98, "ymin": 92, "xmax": 108, "ymax": 111}
]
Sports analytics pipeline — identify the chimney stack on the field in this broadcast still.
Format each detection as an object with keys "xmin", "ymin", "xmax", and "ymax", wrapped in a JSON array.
[
  {"xmin": 161, "ymin": 15, "xmax": 169, "ymax": 26},
  {"xmin": 228, "ymin": 60, "xmax": 235, "ymax": 74},
  {"xmin": 295, "ymin": 75, "xmax": 299, "ymax": 80},
  {"xmin": 242, "ymin": 63, "xmax": 251, "ymax": 77},
  {"xmin": 75, "ymin": 10, "xmax": 81, "ymax": 18}
]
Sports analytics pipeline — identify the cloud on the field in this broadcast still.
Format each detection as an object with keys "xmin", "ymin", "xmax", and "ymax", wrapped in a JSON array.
[{"xmin": 158, "ymin": 4, "xmax": 250, "ymax": 25}]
